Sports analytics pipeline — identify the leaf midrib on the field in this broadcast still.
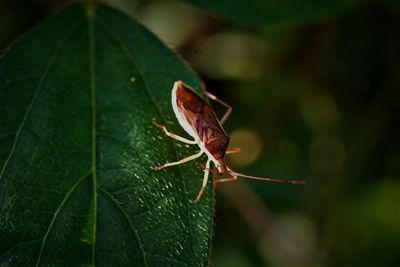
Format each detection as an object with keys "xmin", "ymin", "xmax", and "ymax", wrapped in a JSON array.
[
  {"xmin": 87, "ymin": 6, "xmax": 150, "ymax": 266},
  {"xmin": 87, "ymin": 5, "xmax": 98, "ymax": 266},
  {"xmin": 34, "ymin": 7, "xmax": 101, "ymax": 266},
  {"xmin": 36, "ymin": 7, "xmax": 150, "ymax": 266}
]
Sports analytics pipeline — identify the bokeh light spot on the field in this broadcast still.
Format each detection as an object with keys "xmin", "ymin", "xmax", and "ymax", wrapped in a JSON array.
[
  {"xmin": 193, "ymin": 32, "xmax": 268, "ymax": 79},
  {"xmin": 228, "ymin": 128, "xmax": 263, "ymax": 167},
  {"xmin": 138, "ymin": 2, "xmax": 202, "ymax": 48},
  {"xmin": 260, "ymin": 214, "xmax": 318, "ymax": 265}
]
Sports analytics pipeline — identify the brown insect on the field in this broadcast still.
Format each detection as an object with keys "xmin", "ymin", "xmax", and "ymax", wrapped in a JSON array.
[{"xmin": 153, "ymin": 81, "xmax": 305, "ymax": 203}]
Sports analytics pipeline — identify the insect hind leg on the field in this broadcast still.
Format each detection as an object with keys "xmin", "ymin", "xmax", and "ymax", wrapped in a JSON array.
[{"xmin": 204, "ymin": 91, "xmax": 232, "ymax": 124}]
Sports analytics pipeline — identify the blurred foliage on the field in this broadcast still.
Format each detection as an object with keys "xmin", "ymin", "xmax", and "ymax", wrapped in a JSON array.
[
  {"xmin": 184, "ymin": 0, "xmax": 359, "ymax": 25},
  {"xmin": 1, "ymin": 0, "xmax": 399, "ymax": 266}
]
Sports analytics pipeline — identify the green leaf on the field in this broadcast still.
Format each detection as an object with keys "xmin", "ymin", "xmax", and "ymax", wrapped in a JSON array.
[
  {"xmin": 185, "ymin": 0, "xmax": 359, "ymax": 24},
  {"xmin": 0, "ymin": 3, "xmax": 213, "ymax": 266}
]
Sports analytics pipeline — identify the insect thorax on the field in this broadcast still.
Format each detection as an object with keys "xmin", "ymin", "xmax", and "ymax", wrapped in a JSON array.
[{"xmin": 205, "ymin": 135, "xmax": 230, "ymax": 160}]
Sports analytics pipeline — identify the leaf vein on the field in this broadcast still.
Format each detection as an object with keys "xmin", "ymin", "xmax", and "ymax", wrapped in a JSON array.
[
  {"xmin": 97, "ymin": 186, "xmax": 148, "ymax": 267},
  {"xmin": 0, "ymin": 20, "xmax": 83, "ymax": 183},
  {"xmin": 35, "ymin": 170, "xmax": 92, "ymax": 267}
]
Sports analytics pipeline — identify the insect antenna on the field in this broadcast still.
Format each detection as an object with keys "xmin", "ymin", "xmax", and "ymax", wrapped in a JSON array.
[{"xmin": 226, "ymin": 167, "xmax": 305, "ymax": 185}]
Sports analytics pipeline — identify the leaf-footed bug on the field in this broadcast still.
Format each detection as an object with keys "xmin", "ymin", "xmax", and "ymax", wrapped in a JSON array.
[{"xmin": 153, "ymin": 81, "xmax": 305, "ymax": 203}]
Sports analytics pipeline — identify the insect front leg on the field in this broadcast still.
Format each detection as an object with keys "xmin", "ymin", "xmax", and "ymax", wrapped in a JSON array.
[
  {"xmin": 152, "ymin": 120, "xmax": 198, "ymax": 145},
  {"xmin": 154, "ymin": 150, "xmax": 203, "ymax": 170},
  {"xmin": 194, "ymin": 158, "xmax": 211, "ymax": 204}
]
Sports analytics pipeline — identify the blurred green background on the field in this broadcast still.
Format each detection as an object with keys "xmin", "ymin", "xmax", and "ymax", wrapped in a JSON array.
[{"xmin": 1, "ymin": 0, "xmax": 399, "ymax": 266}]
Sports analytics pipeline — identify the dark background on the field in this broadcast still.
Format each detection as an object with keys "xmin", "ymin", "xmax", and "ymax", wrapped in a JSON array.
[{"xmin": 1, "ymin": 0, "xmax": 399, "ymax": 266}]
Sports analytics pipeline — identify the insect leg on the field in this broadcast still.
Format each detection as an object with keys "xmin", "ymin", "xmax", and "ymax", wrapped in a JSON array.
[
  {"xmin": 226, "ymin": 147, "xmax": 241, "ymax": 154},
  {"xmin": 154, "ymin": 150, "xmax": 203, "ymax": 170},
  {"xmin": 153, "ymin": 121, "xmax": 198, "ymax": 144},
  {"xmin": 195, "ymin": 162, "xmax": 218, "ymax": 175},
  {"xmin": 194, "ymin": 158, "xmax": 211, "ymax": 203},
  {"xmin": 204, "ymin": 91, "xmax": 232, "ymax": 124},
  {"xmin": 213, "ymin": 176, "xmax": 238, "ymax": 187}
]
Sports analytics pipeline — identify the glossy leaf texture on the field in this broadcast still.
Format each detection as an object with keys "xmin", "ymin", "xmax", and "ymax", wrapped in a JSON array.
[
  {"xmin": 0, "ymin": 3, "xmax": 213, "ymax": 267},
  {"xmin": 185, "ymin": 0, "xmax": 359, "ymax": 25}
]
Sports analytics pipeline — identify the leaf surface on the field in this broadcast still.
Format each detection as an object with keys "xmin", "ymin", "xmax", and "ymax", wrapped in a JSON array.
[
  {"xmin": 0, "ymin": 3, "xmax": 213, "ymax": 266},
  {"xmin": 185, "ymin": 0, "xmax": 358, "ymax": 24}
]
